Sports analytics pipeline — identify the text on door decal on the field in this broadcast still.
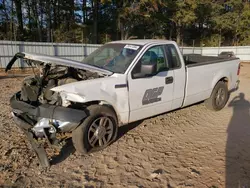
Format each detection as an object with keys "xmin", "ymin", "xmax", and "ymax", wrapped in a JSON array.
[{"xmin": 142, "ymin": 86, "xmax": 164, "ymax": 105}]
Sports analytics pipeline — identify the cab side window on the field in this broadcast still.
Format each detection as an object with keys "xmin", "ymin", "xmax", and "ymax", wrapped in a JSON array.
[
  {"xmin": 132, "ymin": 45, "xmax": 168, "ymax": 78},
  {"xmin": 165, "ymin": 44, "xmax": 181, "ymax": 69}
]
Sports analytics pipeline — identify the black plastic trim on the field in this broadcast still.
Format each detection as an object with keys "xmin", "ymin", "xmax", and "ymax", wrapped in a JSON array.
[
  {"xmin": 115, "ymin": 84, "xmax": 127, "ymax": 88},
  {"xmin": 185, "ymin": 57, "xmax": 240, "ymax": 68},
  {"xmin": 12, "ymin": 112, "xmax": 50, "ymax": 168},
  {"xmin": 5, "ymin": 52, "xmax": 25, "ymax": 72},
  {"xmin": 10, "ymin": 92, "xmax": 87, "ymax": 123}
]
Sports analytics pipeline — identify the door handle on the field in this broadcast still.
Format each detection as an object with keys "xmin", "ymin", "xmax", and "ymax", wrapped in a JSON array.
[{"xmin": 165, "ymin": 76, "xmax": 173, "ymax": 84}]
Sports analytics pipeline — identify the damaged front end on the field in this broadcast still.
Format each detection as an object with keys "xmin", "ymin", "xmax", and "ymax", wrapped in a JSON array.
[
  {"xmin": 11, "ymin": 92, "xmax": 87, "ymax": 168},
  {"xmin": 6, "ymin": 52, "xmax": 111, "ymax": 168}
]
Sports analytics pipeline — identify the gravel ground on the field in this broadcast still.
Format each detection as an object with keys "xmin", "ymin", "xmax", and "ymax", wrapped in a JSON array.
[{"xmin": 0, "ymin": 64, "xmax": 250, "ymax": 188}]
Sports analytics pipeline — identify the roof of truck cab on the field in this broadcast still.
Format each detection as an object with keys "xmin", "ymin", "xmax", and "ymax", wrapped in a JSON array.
[{"xmin": 109, "ymin": 39, "xmax": 173, "ymax": 46}]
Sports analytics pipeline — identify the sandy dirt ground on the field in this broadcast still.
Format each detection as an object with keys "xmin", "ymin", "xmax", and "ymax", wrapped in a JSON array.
[{"xmin": 0, "ymin": 64, "xmax": 250, "ymax": 188}]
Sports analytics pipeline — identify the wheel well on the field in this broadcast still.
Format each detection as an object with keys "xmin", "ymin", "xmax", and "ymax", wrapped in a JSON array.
[
  {"xmin": 219, "ymin": 77, "xmax": 229, "ymax": 89},
  {"xmin": 83, "ymin": 100, "xmax": 120, "ymax": 123}
]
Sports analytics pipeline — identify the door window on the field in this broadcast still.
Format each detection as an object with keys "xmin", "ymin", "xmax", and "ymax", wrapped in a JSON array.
[
  {"xmin": 132, "ymin": 45, "xmax": 168, "ymax": 78},
  {"xmin": 165, "ymin": 44, "xmax": 181, "ymax": 69}
]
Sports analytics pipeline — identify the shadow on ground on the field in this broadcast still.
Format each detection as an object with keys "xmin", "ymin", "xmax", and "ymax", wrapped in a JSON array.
[
  {"xmin": 50, "ymin": 139, "xmax": 76, "ymax": 165},
  {"xmin": 226, "ymin": 93, "xmax": 250, "ymax": 187},
  {"xmin": 116, "ymin": 120, "xmax": 143, "ymax": 141},
  {"xmin": 50, "ymin": 120, "xmax": 143, "ymax": 166}
]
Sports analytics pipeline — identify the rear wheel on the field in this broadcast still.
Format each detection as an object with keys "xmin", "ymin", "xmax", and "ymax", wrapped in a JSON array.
[
  {"xmin": 72, "ymin": 105, "xmax": 118, "ymax": 154},
  {"xmin": 205, "ymin": 81, "xmax": 229, "ymax": 111}
]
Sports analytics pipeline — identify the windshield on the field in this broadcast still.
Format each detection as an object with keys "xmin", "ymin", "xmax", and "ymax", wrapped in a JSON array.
[{"xmin": 82, "ymin": 43, "xmax": 142, "ymax": 73}]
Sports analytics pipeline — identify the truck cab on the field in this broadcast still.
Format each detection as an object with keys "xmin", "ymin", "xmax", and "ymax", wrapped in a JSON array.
[{"xmin": 124, "ymin": 40, "xmax": 186, "ymax": 122}]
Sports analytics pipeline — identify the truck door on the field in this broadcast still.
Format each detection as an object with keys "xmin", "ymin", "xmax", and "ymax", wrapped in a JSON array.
[
  {"xmin": 128, "ymin": 45, "xmax": 174, "ymax": 123},
  {"xmin": 165, "ymin": 44, "xmax": 186, "ymax": 110}
]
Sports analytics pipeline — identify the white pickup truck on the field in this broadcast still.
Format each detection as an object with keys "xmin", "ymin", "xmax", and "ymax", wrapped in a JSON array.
[{"xmin": 6, "ymin": 40, "xmax": 240, "ymax": 167}]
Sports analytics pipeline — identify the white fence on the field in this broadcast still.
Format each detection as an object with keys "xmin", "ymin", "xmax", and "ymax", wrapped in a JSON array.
[
  {"xmin": 0, "ymin": 40, "xmax": 101, "ymax": 68},
  {"xmin": 0, "ymin": 40, "xmax": 249, "ymax": 69},
  {"xmin": 181, "ymin": 46, "xmax": 250, "ymax": 62}
]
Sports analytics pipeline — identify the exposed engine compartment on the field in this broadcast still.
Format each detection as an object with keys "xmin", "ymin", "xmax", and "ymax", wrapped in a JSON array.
[
  {"xmin": 20, "ymin": 62, "xmax": 101, "ymax": 105},
  {"xmin": 6, "ymin": 52, "xmax": 113, "ymax": 168}
]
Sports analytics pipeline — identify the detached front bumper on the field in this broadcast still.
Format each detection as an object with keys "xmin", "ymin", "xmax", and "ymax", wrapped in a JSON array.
[
  {"xmin": 235, "ymin": 80, "xmax": 240, "ymax": 90},
  {"xmin": 10, "ymin": 92, "xmax": 87, "ymax": 168},
  {"xmin": 230, "ymin": 80, "xmax": 240, "ymax": 93},
  {"xmin": 12, "ymin": 112, "xmax": 51, "ymax": 168}
]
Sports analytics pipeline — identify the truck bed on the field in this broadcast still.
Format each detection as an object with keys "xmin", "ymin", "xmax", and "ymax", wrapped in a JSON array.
[
  {"xmin": 182, "ymin": 55, "xmax": 240, "ymax": 107},
  {"xmin": 183, "ymin": 54, "xmax": 239, "ymax": 67}
]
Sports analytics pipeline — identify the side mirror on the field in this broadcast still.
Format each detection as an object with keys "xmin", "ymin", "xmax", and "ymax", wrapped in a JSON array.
[
  {"xmin": 133, "ymin": 62, "xmax": 157, "ymax": 78},
  {"xmin": 141, "ymin": 63, "xmax": 157, "ymax": 75}
]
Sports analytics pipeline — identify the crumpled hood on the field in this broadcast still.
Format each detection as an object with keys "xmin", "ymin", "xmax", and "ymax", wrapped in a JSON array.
[
  {"xmin": 50, "ymin": 74, "xmax": 128, "ymax": 111},
  {"xmin": 51, "ymin": 76, "xmax": 119, "ymax": 94},
  {"xmin": 5, "ymin": 52, "xmax": 113, "ymax": 76}
]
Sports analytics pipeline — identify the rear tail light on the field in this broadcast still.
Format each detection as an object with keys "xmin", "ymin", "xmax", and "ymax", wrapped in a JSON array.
[{"xmin": 237, "ymin": 63, "xmax": 241, "ymax": 75}]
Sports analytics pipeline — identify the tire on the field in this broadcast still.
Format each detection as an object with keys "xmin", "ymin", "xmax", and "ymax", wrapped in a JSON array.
[
  {"xmin": 72, "ymin": 105, "xmax": 118, "ymax": 154},
  {"xmin": 205, "ymin": 81, "xmax": 229, "ymax": 111}
]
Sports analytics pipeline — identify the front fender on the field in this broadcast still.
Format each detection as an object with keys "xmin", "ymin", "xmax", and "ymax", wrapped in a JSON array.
[{"xmin": 51, "ymin": 75, "xmax": 130, "ymax": 124}]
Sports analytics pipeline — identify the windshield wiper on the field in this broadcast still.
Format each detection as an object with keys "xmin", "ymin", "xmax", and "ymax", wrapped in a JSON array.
[
  {"xmin": 83, "ymin": 62, "xmax": 102, "ymax": 69},
  {"xmin": 85, "ymin": 63, "xmax": 114, "ymax": 73}
]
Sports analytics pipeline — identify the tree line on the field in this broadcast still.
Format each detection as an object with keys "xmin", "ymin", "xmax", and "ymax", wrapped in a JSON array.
[{"xmin": 0, "ymin": 0, "xmax": 250, "ymax": 46}]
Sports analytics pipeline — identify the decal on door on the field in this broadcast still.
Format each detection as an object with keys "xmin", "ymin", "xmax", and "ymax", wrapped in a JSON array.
[{"xmin": 142, "ymin": 86, "xmax": 164, "ymax": 105}]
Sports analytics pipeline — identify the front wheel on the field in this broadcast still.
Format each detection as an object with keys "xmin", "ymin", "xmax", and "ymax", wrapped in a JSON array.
[
  {"xmin": 72, "ymin": 105, "xmax": 118, "ymax": 154},
  {"xmin": 205, "ymin": 81, "xmax": 229, "ymax": 111}
]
